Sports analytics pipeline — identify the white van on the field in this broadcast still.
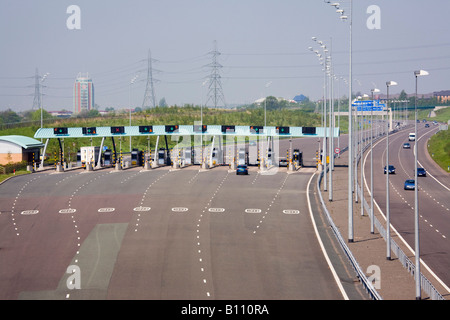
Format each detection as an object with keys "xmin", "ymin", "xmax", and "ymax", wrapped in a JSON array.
[{"xmin": 408, "ymin": 133, "xmax": 416, "ymax": 141}]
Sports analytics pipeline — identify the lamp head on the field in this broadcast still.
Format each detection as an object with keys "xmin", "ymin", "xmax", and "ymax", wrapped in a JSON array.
[
  {"xmin": 415, "ymin": 70, "xmax": 429, "ymax": 77},
  {"xmin": 386, "ymin": 81, "xmax": 398, "ymax": 87}
]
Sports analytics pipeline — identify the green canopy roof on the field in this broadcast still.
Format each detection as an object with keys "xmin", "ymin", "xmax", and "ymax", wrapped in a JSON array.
[{"xmin": 0, "ymin": 135, "xmax": 44, "ymax": 149}]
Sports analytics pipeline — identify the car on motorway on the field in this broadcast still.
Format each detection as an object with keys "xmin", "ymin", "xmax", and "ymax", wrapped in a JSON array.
[
  {"xmin": 408, "ymin": 133, "xmax": 416, "ymax": 141},
  {"xmin": 384, "ymin": 165, "xmax": 396, "ymax": 174},
  {"xmin": 404, "ymin": 179, "xmax": 415, "ymax": 190},
  {"xmin": 417, "ymin": 167, "xmax": 427, "ymax": 177},
  {"xmin": 425, "ymin": 123, "xmax": 430, "ymax": 128},
  {"xmin": 236, "ymin": 164, "xmax": 249, "ymax": 175},
  {"xmin": 278, "ymin": 158, "xmax": 288, "ymax": 167},
  {"xmin": 403, "ymin": 142, "xmax": 411, "ymax": 149}
]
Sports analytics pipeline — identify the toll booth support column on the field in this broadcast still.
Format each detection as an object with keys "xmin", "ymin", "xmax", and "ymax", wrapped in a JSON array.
[
  {"xmin": 209, "ymin": 136, "xmax": 216, "ymax": 167},
  {"xmin": 96, "ymin": 137, "xmax": 105, "ymax": 169},
  {"xmin": 153, "ymin": 136, "xmax": 160, "ymax": 168},
  {"xmin": 57, "ymin": 138, "xmax": 64, "ymax": 165},
  {"xmin": 111, "ymin": 137, "xmax": 117, "ymax": 164},
  {"xmin": 39, "ymin": 139, "xmax": 49, "ymax": 170},
  {"xmin": 164, "ymin": 135, "xmax": 171, "ymax": 166}
]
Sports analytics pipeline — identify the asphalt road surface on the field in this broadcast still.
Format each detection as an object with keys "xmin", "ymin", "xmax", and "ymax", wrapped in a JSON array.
[
  {"xmin": 364, "ymin": 122, "xmax": 450, "ymax": 291},
  {"xmin": 0, "ymin": 141, "xmax": 360, "ymax": 300}
]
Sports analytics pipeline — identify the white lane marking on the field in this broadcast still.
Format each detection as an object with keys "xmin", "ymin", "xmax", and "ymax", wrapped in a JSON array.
[
  {"xmin": 283, "ymin": 209, "xmax": 300, "ymax": 215},
  {"xmin": 21, "ymin": 210, "xmax": 39, "ymax": 215},
  {"xmin": 208, "ymin": 208, "xmax": 225, "ymax": 213},
  {"xmin": 98, "ymin": 207, "xmax": 115, "ymax": 213},
  {"xmin": 245, "ymin": 208, "xmax": 261, "ymax": 213},
  {"xmin": 133, "ymin": 206, "xmax": 151, "ymax": 212},
  {"xmin": 59, "ymin": 208, "xmax": 77, "ymax": 214},
  {"xmin": 172, "ymin": 207, "xmax": 189, "ymax": 212}
]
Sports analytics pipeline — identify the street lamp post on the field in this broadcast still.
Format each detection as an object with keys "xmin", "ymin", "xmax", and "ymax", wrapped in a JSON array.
[
  {"xmin": 414, "ymin": 69, "xmax": 429, "ymax": 300},
  {"xmin": 370, "ymin": 88, "xmax": 380, "ymax": 234},
  {"xmin": 324, "ymin": 0, "xmax": 352, "ymax": 240},
  {"xmin": 385, "ymin": 80, "xmax": 397, "ymax": 260}
]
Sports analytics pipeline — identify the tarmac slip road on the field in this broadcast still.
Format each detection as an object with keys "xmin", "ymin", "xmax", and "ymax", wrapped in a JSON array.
[
  {"xmin": 0, "ymin": 165, "xmax": 363, "ymax": 300},
  {"xmin": 366, "ymin": 125, "xmax": 450, "ymax": 291}
]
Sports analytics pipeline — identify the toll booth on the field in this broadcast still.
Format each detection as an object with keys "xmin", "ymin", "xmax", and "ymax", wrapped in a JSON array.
[
  {"xmin": 158, "ymin": 148, "xmax": 166, "ymax": 165},
  {"xmin": 267, "ymin": 147, "xmax": 273, "ymax": 166},
  {"xmin": 238, "ymin": 148, "xmax": 247, "ymax": 165},
  {"xmin": 80, "ymin": 146, "xmax": 101, "ymax": 168},
  {"xmin": 131, "ymin": 149, "xmax": 143, "ymax": 166},
  {"xmin": 293, "ymin": 149, "xmax": 303, "ymax": 167},
  {"xmin": 184, "ymin": 147, "xmax": 193, "ymax": 165},
  {"xmin": 211, "ymin": 147, "xmax": 223, "ymax": 165},
  {"xmin": 104, "ymin": 149, "xmax": 113, "ymax": 166},
  {"xmin": 76, "ymin": 150, "xmax": 81, "ymax": 167}
]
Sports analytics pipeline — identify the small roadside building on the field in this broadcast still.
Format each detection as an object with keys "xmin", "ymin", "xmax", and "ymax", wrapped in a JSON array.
[{"xmin": 0, "ymin": 135, "xmax": 44, "ymax": 165}]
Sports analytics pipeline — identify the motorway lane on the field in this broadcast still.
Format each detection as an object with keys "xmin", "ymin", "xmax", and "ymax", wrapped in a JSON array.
[
  {"xmin": 208, "ymin": 170, "xmax": 342, "ymax": 299},
  {"xmin": 0, "ymin": 167, "xmax": 168, "ymax": 299},
  {"xmin": 366, "ymin": 124, "xmax": 450, "ymax": 289},
  {"xmin": 106, "ymin": 165, "xmax": 344, "ymax": 300},
  {"xmin": 107, "ymin": 167, "xmax": 222, "ymax": 299},
  {"xmin": 0, "ymin": 135, "xmax": 350, "ymax": 300}
]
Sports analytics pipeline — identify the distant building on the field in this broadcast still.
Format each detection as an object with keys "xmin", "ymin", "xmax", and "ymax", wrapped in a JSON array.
[
  {"xmin": 433, "ymin": 90, "xmax": 450, "ymax": 104},
  {"xmin": 73, "ymin": 73, "xmax": 94, "ymax": 113},
  {"xmin": 293, "ymin": 94, "xmax": 307, "ymax": 103}
]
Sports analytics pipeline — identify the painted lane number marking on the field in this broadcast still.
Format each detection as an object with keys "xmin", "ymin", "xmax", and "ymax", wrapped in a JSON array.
[
  {"xmin": 283, "ymin": 209, "xmax": 300, "ymax": 215},
  {"xmin": 21, "ymin": 210, "xmax": 39, "ymax": 215},
  {"xmin": 245, "ymin": 208, "xmax": 262, "ymax": 214},
  {"xmin": 133, "ymin": 207, "xmax": 151, "ymax": 212},
  {"xmin": 59, "ymin": 208, "xmax": 77, "ymax": 214}
]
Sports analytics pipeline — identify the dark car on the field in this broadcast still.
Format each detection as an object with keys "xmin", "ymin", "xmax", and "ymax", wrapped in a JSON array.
[
  {"xmin": 403, "ymin": 142, "xmax": 411, "ymax": 149},
  {"xmin": 236, "ymin": 164, "xmax": 248, "ymax": 175},
  {"xmin": 279, "ymin": 158, "xmax": 288, "ymax": 167},
  {"xmin": 384, "ymin": 165, "xmax": 396, "ymax": 174},
  {"xmin": 404, "ymin": 179, "xmax": 415, "ymax": 190},
  {"xmin": 425, "ymin": 123, "xmax": 430, "ymax": 128},
  {"xmin": 417, "ymin": 167, "xmax": 426, "ymax": 177}
]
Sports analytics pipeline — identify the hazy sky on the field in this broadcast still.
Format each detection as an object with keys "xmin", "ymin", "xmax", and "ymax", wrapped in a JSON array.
[{"xmin": 1, "ymin": 0, "xmax": 449, "ymax": 112}]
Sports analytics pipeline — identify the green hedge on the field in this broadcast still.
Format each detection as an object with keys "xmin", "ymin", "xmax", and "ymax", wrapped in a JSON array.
[{"xmin": 1, "ymin": 161, "xmax": 28, "ymax": 174}]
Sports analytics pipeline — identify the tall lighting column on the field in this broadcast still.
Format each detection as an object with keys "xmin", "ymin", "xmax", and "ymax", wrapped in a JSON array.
[
  {"xmin": 325, "ymin": 0, "xmax": 352, "ymax": 240},
  {"xmin": 385, "ymin": 80, "xmax": 397, "ymax": 260},
  {"xmin": 370, "ymin": 88, "xmax": 380, "ymax": 234},
  {"xmin": 414, "ymin": 69, "xmax": 429, "ymax": 300}
]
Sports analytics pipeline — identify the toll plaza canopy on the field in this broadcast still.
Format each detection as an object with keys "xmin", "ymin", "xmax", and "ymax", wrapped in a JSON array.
[{"xmin": 34, "ymin": 125, "xmax": 340, "ymax": 139}]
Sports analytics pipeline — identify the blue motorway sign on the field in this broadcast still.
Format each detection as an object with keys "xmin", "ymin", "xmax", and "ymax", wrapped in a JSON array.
[{"xmin": 352, "ymin": 100, "xmax": 385, "ymax": 112}]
